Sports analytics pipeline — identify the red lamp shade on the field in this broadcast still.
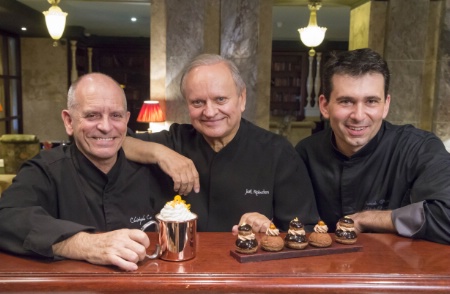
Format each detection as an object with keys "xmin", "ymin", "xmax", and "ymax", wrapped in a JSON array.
[{"xmin": 137, "ymin": 100, "xmax": 165, "ymax": 123}]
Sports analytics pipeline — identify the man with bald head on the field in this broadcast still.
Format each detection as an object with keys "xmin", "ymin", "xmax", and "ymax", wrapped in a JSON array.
[{"xmin": 0, "ymin": 73, "xmax": 170, "ymax": 271}]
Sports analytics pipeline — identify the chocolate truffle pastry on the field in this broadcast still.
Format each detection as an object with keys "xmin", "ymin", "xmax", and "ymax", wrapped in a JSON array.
[
  {"xmin": 309, "ymin": 220, "xmax": 332, "ymax": 248},
  {"xmin": 284, "ymin": 217, "xmax": 308, "ymax": 250},
  {"xmin": 261, "ymin": 223, "xmax": 284, "ymax": 252},
  {"xmin": 335, "ymin": 216, "xmax": 358, "ymax": 245},
  {"xmin": 235, "ymin": 223, "xmax": 258, "ymax": 254}
]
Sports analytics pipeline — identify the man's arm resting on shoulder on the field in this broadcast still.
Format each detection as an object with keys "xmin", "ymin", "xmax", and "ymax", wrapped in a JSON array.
[
  {"xmin": 122, "ymin": 136, "xmax": 200, "ymax": 195},
  {"xmin": 52, "ymin": 229, "xmax": 150, "ymax": 271}
]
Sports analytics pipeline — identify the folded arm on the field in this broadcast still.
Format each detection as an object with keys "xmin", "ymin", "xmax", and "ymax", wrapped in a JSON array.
[
  {"xmin": 123, "ymin": 136, "xmax": 199, "ymax": 195},
  {"xmin": 347, "ymin": 210, "xmax": 396, "ymax": 234}
]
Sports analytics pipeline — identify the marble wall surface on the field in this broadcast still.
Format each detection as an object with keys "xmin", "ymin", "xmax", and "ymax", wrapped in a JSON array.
[
  {"xmin": 421, "ymin": 0, "xmax": 442, "ymax": 131},
  {"xmin": 21, "ymin": 38, "xmax": 68, "ymax": 142},
  {"xmin": 434, "ymin": 0, "xmax": 450, "ymax": 150},
  {"xmin": 383, "ymin": 0, "xmax": 450, "ymax": 152},
  {"xmin": 349, "ymin": 2, "xmax": 371, "ymax": 49},
  {"xmin": 350, "ymin": 0, "xmax": 449, "ymax": 151},
  {"xmin": 348, "ymin": 1, "xmax": 386, "ymax": 54},
  {"xmin": 220, "ymin": 0, "xmax": 272, "ymax": 128},
  {"xmin": 384, "ymin": 0, "xmax": 429, "ymax": 127},
  {"xmin": 151, "ymin": 0, "xmax": 272, "ymax": 129},
  {"xmin": 152, "ymin": 0, "xmax": 209, "ymax": 125},
  {"xmin": 367, "ymin": 2, "xmax": 387, "ymax": 55}
]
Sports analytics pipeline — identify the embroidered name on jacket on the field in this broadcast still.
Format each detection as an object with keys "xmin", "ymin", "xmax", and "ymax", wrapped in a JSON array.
[
  {"xmin": 364, "ymin": 199, "xmax": 390, "ymax": 210},
  {"xmin": 245, "ymin": 189, "xmax": 270, "ymax": 196},
  {"xmin": 130, "ymin": 214, "xmax": 153, "ymax": 225}
]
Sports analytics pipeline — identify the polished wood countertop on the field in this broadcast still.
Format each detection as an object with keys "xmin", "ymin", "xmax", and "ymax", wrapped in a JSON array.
[{"xmin": 0, "ymin": 232, "xmax": 449, "ymax": 293}]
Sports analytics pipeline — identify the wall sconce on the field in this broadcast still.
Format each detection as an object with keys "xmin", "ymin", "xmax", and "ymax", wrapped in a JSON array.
[
  {"xmin": 137, "ymin": 101, "xmax": 165, "ymax": 133},
  {"xmin": 298, "ymin": 0, "xmax": 327, "ymax": 56},
  {"xmin": 43, "ymin": 0, "xmax": 68, "ymax": 47}
]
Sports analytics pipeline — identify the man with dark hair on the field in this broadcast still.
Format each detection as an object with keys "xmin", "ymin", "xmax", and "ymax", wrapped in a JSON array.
[
  {"xmin": 296, "ymin": 48, "xmax": 450, "ymax": 244},
  {"xmin": 123, "ymin": 54, "xmax": 319, "ymax": 233}
]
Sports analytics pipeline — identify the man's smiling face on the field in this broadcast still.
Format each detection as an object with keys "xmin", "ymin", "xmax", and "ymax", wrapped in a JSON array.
[
  {"xmin": 63, "ymin": 74, "xmax": 130, "ymax": 169},
  {"xmin": 183, "ymin": 62, "xmax": 246, "ymax": 149},
  {"xmin": 319, "ymin": 73, "xmax": 390, "ymax": 157}
]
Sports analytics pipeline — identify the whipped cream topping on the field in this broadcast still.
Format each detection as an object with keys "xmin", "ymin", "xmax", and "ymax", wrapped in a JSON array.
[
  {"xmin": 288, "ymin": 228, "xmax": 306, "ymax": 236},
  {"xmin": 266, "ymin": 227, "xmax": 280, "ymax": 236},
  {"xmin": 336, "ymin": 223, "xmax": 356, "ymax": 232},
  {"xmin": 238, "ymin": 232, "xmax": 256, "ymax": 241},
  {"xmin": 237, "ymin": 223, "xmax": 256, "ymax": 240},
  {"xmin": 158, "ymin": 195, "xmax": 196, "ymax": 222},
  {"xmin": 314, "ymin": 223, "xmax": 329, "ymax": 233}
]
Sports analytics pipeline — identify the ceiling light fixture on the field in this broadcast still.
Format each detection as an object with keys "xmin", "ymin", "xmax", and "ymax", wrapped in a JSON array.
[
  {"xmin": 43, "ymin": 0, "xmax": 68, "ymax": 47},
  {"xmin": 298, "ymin": 0, "xmax": 327, "ymax": 56}
]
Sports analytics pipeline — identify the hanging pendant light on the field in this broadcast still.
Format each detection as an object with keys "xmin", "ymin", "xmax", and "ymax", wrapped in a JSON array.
[
  {"xmin": 43, "ymin": 0, "xmax": 68, "ymax": 47},
  {"xmin": 298, "ymin": 0, "xmax": 327, "ymax": 56}
]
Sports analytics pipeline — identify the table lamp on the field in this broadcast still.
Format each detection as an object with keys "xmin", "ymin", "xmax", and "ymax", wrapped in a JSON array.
[{"xmin": 137, "ymin": 100, "xmax": 165, "ymax": 133}]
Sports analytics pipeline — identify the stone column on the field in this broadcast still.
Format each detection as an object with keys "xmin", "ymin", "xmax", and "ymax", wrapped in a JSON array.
[
  {"xmin": 87, "ymin": 47, "xmax": 93, "ymax": 73},
  {"xmin": 70, "ymin": 40, "xmax": 78, "ymax": 83},
  {"xmin": 349, "ymin": 0, "xmax": 446, "ymax": 142},
  {"xmin": 434, "ymin": 0, "xmax": 450, "ymax": 151},
  {"xmin": 150, "ymin": 0, "xmax": 168, "ymax": 122},
  {"xmin": 220, "ymin": 0, "xmax": 272, "ymax": 128},
  {"xmin": 151, "ymin": 0, "xmax": 220, "ymax": 125},
  {"xmin": 383, "ymin": 0, "xmax": 429, "ymax": 128},
  {"xmin": 150, "ymin": 0, "xmax": 273, "ymax": 129},
  {"xmin": 349, "ymin": 1, "xmax": 387, "ymax": 54}
]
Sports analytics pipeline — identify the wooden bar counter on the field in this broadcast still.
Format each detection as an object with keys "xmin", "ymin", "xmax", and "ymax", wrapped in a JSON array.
[{"xmin": 0, "ymin": 233, "xmax": 449, "ymax": 293}]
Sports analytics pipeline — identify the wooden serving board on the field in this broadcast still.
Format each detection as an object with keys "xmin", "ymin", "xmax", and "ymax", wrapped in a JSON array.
[{"xmin": 230, "ymin": 240, "xmax": 362, "ymax": 263}]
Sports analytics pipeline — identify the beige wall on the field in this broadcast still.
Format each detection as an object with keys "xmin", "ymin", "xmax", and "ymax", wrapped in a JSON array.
[{"xmin": 21, "ymin": 38, "xmax": 68, "ymax": 142}]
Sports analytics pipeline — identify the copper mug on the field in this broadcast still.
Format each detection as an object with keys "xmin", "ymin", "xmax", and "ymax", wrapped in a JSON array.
[{"xmin": 140, "ymin": 213, "xmax": 197, "ymax": 261}]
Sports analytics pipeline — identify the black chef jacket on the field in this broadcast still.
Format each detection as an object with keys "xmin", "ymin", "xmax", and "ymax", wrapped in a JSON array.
[
  {"xmin": 296, "ymin": 120, "xmax": 450, "ymax": 244},
  {"xmin": 133, "ymin": 119, "xmax": 319, "ymax": 232},
  {"xmin": 0, "ymin": 144, "xmax": 162, "ymax": 257}
]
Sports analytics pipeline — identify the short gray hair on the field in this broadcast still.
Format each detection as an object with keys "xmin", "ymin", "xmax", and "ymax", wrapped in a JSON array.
[{"xmin": 180, "ymin": 54, "xmax": 246, "ymax": 97}]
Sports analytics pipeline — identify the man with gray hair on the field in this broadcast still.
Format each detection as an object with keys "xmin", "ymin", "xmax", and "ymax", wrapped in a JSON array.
[
  {"xmin": 0, "ymin": 73, "xmax": 175, "ymax": 271},
  {"xmin": 123, "ymin": 54, "xmax": 319, "ymax": 233}
]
